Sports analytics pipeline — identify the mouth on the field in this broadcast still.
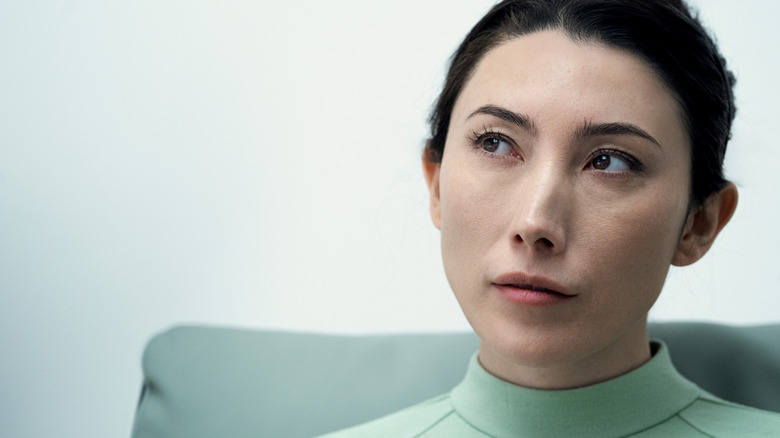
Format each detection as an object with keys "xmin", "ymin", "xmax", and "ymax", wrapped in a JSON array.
[
  {"xmin": 493, "ymin": 272, "xmax": 573, "ymax": 296},
  {"xmin": 504, "ymin": 284, "xmax": 567, "ymax": 295},
  {"xmin": 492, "ymin": 272, "xmax": 576, "ymax": 306}
]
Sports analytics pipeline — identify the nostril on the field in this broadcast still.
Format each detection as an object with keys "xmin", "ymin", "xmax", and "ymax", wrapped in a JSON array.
[{"xmin": 515, "ymin": 234, "xmax": 555, "ymax": 248}]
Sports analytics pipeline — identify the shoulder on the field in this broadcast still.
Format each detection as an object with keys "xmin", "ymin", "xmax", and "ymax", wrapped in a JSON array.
[
  {"xmin": 675, "ymin": 394, "xmax": 780, "ymax": 437},
  {"xmin": 317, "ymin": 394, "xmax": 459, "ymax": 438}
]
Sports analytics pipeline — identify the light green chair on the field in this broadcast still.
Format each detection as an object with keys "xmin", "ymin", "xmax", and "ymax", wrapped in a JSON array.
[{"xmin": 130, "ymin": 322, "xmax": 780, "ymax": 438}]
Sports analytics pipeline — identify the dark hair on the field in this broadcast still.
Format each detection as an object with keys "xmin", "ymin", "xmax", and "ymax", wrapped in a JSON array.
[{"xmin": 425, "ymin": 0, "xmax": 736, "ymax": 206}]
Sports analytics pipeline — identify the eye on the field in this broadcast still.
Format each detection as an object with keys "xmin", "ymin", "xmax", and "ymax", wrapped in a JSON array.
[
  {"xmin": 586, "ymin": 149, "xmax": 642, "ymax": 173},
  {"xmin": 475, "ymin": 133, "xmax": 516, "ymax": 157},
  {"xmin": 590, "ymin": 154, "xmax": 629, "ymax": 172}
]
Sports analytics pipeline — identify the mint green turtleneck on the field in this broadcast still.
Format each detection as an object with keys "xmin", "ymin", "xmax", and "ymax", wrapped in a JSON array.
[{"xmin": 320, "ymin": 342, "xmax": 780, "ymax": 437}]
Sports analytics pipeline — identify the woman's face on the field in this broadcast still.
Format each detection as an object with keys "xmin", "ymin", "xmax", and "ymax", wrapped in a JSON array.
[{"xmin": 427, "ymin": 30, "xmax": 697, "ymax": 387}]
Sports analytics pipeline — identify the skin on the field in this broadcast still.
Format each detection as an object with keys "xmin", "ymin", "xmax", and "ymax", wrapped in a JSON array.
[{"xmin": 424, "ymin": 30, "xmax": 738, "ymax": 390}]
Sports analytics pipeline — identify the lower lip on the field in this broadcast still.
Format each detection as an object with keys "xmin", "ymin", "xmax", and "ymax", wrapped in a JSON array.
[{"xmin": 494, "ymin": 284, "xmax": 575, "ymax": 306}]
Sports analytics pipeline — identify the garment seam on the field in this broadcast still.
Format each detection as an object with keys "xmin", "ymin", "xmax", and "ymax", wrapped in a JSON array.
[
  {"xmin": 676, "ymin": 413, "xmax": 717, "ymax": 438},
  {"xmin": 411, "ymin": 409, "xmax": 455, "ymax": 438},
  {"xmin": 450, "ymin": 408, "xmax": 496, "ymax": 437},
  {"xmin": 625, "ymin": 396, "xmax": 702, "ymax": 436},
  {"xmin": 696, "ymin": 396, "xmax": 778, "ymax": 417}
]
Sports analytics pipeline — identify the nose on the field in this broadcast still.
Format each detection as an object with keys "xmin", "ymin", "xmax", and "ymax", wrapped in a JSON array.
[{"xmin": 510, "ymin": 163, "xmax": 569, "ymax": 255}]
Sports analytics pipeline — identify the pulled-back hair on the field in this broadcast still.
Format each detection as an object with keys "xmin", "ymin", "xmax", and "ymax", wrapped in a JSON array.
[{"xmin": 425, "ymin": 0, "xmax": 736, "ymax": 206}]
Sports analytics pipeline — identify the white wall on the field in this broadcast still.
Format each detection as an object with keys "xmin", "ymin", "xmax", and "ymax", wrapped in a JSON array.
[{"xmin": 1, "ymin": 1, "xmax": 778, "ymax": 437}]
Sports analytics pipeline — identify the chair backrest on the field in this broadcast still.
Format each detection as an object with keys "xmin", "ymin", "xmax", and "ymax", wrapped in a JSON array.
[{"xmin": 130, "ymin": 322, "xmax": 780, "ymax": 438}]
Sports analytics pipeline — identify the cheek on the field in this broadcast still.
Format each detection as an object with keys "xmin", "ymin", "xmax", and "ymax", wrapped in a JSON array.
[
  {"xmin": 438, "ymin": 164, "xmax": 506, "ymax": 268},
  {"xmin": 576, "ymin": 190, "xmax": 689, "ymax": 303},
  {"xmin": 436, "ymin": 160, "xmax": 509, "ymax": 306}
]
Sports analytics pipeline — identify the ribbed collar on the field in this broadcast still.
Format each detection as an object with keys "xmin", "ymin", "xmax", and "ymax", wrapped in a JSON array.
[{"xmin": 450, "ymin": 342, "xmax": 701, "ymax": 438}]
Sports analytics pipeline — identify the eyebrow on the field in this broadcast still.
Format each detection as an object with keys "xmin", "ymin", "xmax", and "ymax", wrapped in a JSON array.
[
  {"xmin": 574, "ymin": 120, "xmax": 661, "ymax": 148},
  {"xmin": 468, "ymin": 104, "xmax": 661, "ymax": 147},
  {"xmin": 467, "ymin": 105, "xmax": 537, "ymax": 135}
]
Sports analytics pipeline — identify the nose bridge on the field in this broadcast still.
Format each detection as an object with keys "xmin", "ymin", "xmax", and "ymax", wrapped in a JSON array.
[{"xmin": 512, "ymin": 160, "xmax": 569, "ymax": 252}]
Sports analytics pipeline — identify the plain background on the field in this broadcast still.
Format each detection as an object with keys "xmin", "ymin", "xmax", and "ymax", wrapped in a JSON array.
[{"xmin": 1, "ymin": 0, "xmax": 778, "ymax": 437}]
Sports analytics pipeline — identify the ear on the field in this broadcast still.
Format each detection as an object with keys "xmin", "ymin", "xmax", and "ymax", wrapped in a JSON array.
[
  {"xmin": 672, "ymin": 182, "xmax": 738, "ymax": 266},
  {"xmin": 422, "ymin": 151, "xmax": 442, "ymax": 230}
]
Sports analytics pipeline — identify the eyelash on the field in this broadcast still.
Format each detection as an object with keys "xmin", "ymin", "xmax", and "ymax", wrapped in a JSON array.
[
  {"xmin": 467, "ymin": 128, "xmax": 518, "ymax": 159},
  {"xmin": 467, "ymin": 128, "xmax": 645, "ymax": 173},
  {"xmin": 586, "ymin": 148, "xmax": 645, "ymax": 173}
]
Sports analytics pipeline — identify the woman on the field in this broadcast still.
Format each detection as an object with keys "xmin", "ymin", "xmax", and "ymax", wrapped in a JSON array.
[{"xmin": 323, "ymin": 0, "xmax": 780, "ymax": 436}]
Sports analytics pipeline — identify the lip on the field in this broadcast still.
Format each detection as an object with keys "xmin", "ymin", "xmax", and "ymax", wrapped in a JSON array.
[{"xmin": 492, "ymin": 272, "xmax": 576, "ymax": 306}]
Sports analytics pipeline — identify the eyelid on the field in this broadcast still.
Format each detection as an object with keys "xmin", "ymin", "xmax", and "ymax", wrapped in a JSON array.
[
  {"xmin": 587, "ymin": 148, "xmax": 645, "ymax": 172},
  {"xmin": 467, "ymin": 128, "xmax": 521, "ymax": 159},
  {"xmin": 467, "ymin": 126, "xmax": 511, "ymax": 143}
]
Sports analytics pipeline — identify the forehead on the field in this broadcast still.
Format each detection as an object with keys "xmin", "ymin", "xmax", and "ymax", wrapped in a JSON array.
[{"xmin": 453, "ymin": 30, "xmax": 687, "ymax": 147}]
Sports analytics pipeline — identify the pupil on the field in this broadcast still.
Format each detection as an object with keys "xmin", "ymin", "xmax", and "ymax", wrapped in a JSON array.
[
  {"xmin": 483, "ymin": 138, "xmax": 499, "ymax": 152},
  {"xmin": 594, "ymin": 155, "xmax": 611, "ymax": 169}
]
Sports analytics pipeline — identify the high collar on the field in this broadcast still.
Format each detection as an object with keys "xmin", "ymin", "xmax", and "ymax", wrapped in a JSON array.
[{"xmin": 450, "ymin": 342, "xmax": 701, "ymax": 438}]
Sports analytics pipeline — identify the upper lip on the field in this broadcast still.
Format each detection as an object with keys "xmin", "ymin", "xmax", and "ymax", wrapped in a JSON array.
[{"xmin": 493, "ymin": 272, "xmax": 574, "ymax": 296}]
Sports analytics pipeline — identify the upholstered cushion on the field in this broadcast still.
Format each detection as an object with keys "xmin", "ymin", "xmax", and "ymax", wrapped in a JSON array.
[{"xmin": 130, "ymin": 323, "xmax": 780, "ymax": 438}]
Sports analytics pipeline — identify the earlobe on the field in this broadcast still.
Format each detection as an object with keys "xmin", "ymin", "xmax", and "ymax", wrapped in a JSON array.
[
  {"xmin": 672, "ymin": 182, "xmax": 738, "ymax": 266},
  {"xmin": 422, "ymin": 154, "xmax": 442, "ymax": 230}
]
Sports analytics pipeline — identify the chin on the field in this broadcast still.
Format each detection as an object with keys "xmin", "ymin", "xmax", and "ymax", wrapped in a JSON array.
[
  {"xmin": 474, "ymin": 312, "xmax": 649, "ymax": 374},
  {"xmin": 480, "ymin": 326, "xmax": 590, "ymax": 368}
]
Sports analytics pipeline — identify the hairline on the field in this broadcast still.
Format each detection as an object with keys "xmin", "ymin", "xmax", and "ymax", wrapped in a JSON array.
[{"xmin": 436, "ymin": 25, "xmax": 698, "ymax": 206}]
